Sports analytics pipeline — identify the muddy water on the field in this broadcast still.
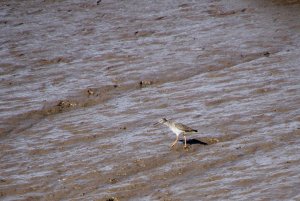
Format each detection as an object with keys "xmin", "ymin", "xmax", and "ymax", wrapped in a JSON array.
[{"xmin": 1, "ymin": 0, "xmax": 300, "ymax": 200}]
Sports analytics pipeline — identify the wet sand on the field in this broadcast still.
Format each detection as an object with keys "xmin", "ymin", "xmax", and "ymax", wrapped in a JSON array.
[{"xmin": 1, "ymin": 0, "xmax": 300, "ymax": 200}]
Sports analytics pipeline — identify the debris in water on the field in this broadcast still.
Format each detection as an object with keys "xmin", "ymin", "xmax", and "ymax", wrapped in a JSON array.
[
  {"xmin": 106, "ymin": 197, "xmax": 119, "ymax": 201},
  {"xmin": 119, "ymin": 126, "xmax": 127, "ymax": 130},
  {"xmin": 57, "ymin": 100, "xmax": 77, "ymax": 109},
  {"xmin": 87, "ymin": 88, "xmax": 94, "ymax": 96},
  {"xmin": 108, "ymin": 178, "xmax": 118, "ymax": 184},
  {"xmin": 139, "ymin": 80, "xmax": 153, "ymax": 87},
  {"xmin": 263, "ymin": 52, "xmax": 270, "ymax": 57}
]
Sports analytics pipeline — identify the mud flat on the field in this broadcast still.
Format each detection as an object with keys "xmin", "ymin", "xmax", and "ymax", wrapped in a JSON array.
[{"xmin": 1, "ymin": 0, "xmax": 300, "ymax": 200}]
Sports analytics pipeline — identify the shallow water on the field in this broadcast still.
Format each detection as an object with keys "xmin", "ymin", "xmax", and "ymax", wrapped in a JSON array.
[{"xmin": 1, "ymin": 0, "xmax": 300, "ymax": 200}]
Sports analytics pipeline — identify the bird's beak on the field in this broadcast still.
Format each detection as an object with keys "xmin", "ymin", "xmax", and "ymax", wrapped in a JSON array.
[{"xmin": 153, "ymin": 122, "xmax": 160, "ymax": 126}]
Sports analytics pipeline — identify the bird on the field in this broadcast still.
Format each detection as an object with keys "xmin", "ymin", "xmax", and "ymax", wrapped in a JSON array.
[{"xmin": 154, "ymin": 118, "xmax": 198, "ymax": 148}]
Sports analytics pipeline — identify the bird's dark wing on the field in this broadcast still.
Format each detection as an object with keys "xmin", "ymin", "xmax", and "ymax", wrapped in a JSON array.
[{"xmin": 174, "ymin": 122, "xmax": 197, "ymax": 132}]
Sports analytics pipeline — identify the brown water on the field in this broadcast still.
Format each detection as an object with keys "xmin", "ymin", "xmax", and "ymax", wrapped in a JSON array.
[{"xmin": 1, "ymin": 0, "xmax": 300, "ymax": 200}]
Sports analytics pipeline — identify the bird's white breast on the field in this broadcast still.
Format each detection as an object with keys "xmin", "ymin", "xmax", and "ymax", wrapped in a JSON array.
[{"xmin": 170, "ymin": 126, "xmax": 182, "ymax": 136}]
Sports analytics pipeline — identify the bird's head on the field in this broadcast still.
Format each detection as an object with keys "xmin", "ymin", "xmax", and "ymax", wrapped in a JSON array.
[
  {"xmin": 154, "ymin": 118, "xmax": 168, "ymax": 126},
  {"xmin": 159, "ymin": 118, "xmax": 168, "ymax": 124}
]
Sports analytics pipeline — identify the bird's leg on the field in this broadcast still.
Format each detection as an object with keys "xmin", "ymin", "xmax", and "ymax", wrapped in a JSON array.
[
  {"xmin": 171, "ymin": 135, "xmax": 179, "ymax": 147},
  {"xmin": 183, "ymin": 135, "xmax": 187, "ymax": 148}
]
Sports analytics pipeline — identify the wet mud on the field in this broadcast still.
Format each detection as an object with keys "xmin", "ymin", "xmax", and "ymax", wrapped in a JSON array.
[{"xmin": 1, "ymin": 0, "xmax": 300, "ymax": 200}]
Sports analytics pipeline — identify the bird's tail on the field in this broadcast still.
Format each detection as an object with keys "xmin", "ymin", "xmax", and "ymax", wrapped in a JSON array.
[{"xmin": 192, "ymin": 129, "xmax": 198, "ymax": 133}]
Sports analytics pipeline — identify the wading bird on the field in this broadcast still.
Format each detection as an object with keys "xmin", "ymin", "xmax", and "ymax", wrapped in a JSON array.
[{"xmin": 155, "ymin": 118, "xmax": 198, "ymax": 148}]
